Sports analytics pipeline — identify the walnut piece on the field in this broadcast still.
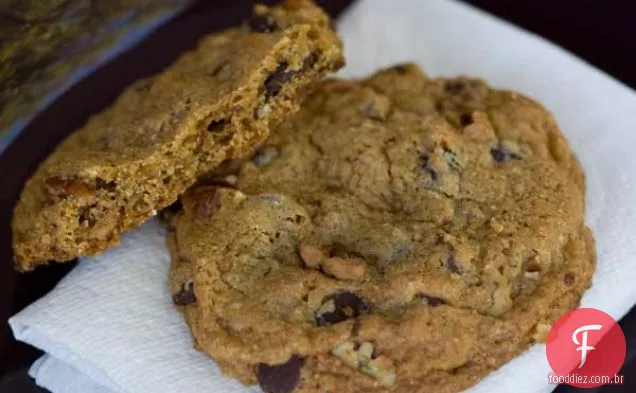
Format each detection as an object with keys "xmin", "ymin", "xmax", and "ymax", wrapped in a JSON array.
[
  {"xmin": 45, "ymin": 177, "xmax": 95, "ymax": 201},
  {"xmin": 332, "ymin": 341, "xmax": 396, "ymax": 387},
  {"xmin": 299, "ymin": 243, "xmax": 327, "ymax": 269},
  {"xmin": 299, "ymin": 243, "xmax": 366, "ymax": 281},
  {"xmin": 321, "ymin": 256, "xmax": 366, "ymax": 281}
]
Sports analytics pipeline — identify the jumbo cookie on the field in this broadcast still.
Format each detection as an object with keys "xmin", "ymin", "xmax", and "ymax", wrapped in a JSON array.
[
  {"xmin": 12, "ymin": 0, "xmax": 344, "ymax": 271},
  {"xmin": 168, "ymin": 64, "xmax": 596, "ymax": 393}
]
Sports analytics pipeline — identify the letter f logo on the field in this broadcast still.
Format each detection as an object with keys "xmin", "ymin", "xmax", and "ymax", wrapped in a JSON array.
[{"xmin": 572, "ymin": 324, "xmax": 603, "ymax": 368}]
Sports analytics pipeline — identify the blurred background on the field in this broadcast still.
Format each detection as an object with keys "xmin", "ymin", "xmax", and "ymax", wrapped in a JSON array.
[{"xmin": 1, "ymin": 0, "xmax": 635, "ymax": 392}]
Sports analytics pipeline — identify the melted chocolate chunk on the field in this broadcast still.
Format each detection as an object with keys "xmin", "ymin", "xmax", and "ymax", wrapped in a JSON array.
[
  {"xmin": 257, "ymin": 355, "xmax": 303, "ymax": 393},
  {"xmin": 490, "ymin": 145, "xmax": 521, "ymax": 163},
  {"xmin": 315, "ymin": 291, "xmax": 370, "ymax": 326},
  {"xmin": 188, "ymin": 187, "xmax": 222, "ymax": 218},
  {"xmin": 264, "ymin": 62, "xmax": 298, "ymax": 99},
  {"xmin": 173, "ymin": 280, "xmax": 196, "ymax": 305},
  {"xmin": 446, "ymin": 255, "xmax": 463, "ymax": 274},
  {"xmin": 460, "ymin": 113, "xmax": 473, "ymax": 127}
]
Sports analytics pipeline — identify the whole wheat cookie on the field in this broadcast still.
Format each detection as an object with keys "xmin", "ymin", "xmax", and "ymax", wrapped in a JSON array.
[
  {"xmin": 168, "ymin": 64, "xmax": 595, "ymax": 393},
  {"xmin": 12, "ymin": 0, "xmax": 344, "ymax": 271}
]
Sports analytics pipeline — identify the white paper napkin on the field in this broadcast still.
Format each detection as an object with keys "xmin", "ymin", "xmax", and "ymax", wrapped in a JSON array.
[{"xmin": 9, "ymin": 0, "xmax": 636, "ymax": 392}]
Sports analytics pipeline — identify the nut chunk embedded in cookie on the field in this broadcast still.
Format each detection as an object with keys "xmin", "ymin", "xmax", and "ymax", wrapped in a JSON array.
[{"xmin": 12, "ymin": 0, "xmax": 344, "ymax": 271}]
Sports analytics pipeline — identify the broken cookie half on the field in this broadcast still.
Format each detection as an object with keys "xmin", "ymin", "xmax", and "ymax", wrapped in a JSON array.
[{"xmin": 12, "ymin": 0, "xmax": 344, "ymax": 271}]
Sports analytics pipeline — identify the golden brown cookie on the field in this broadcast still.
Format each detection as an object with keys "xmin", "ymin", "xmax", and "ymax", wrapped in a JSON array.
[
  {"xmin": 12, "ymin": 0, "xmax": 344, "ymax": 271},
  {"xmin": 168, "ymin": 64, "xmax": 595, "ymax": 393}
]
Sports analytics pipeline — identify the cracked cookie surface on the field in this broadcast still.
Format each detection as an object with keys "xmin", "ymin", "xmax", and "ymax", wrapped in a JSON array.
[
  {"xmin": 168, "ymin": 64, "xmax": 595, "ymax": 393},
  {"xmin": 12, "ymin": 0, "xmax": 344, "ymax": 271}
]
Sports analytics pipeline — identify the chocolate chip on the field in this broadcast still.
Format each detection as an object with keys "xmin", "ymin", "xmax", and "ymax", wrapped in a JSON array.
[
  {"xmin": 490, "ymin": 145, "xmax": 521, "ymax": 163},
  {"xmin": 257, "ymin": 355, "xmax": 303, "ymax": 393},
  {"xmin": 302, "ymin": 52, "xmax": 319, "ymax": 71},
  {"xmin": 391, "ymin": 64, "xmax": 408, "ymax": 74},
  {"xmin": 418, "ymin": 294, "xmax": 445, "ymax": 307},
  {"xmin": 207, "ymin": 119, "xmax": 228, "ymax": 132},
  {"xmin": 251, "ymin": 145, "xmax": 280, "ymax": 167},
  {"xmin": 315, "ymin": 291, "xmax": 370, "ymax": 326},
  {"xmin": 173, "ymin": 280, "xmax": 196, "ymax": 305},
  {"xmin": 419, "ymin": 154, "xmax": 438, "ymax": 181},
  {"xmin": 444, "ymin": 80, "xmax": 465, "ymax": 95},
  {"xmin": 188, "ymin": 187, "xmax": 222, "ymax": 218},
  {"xmin": 426, "ymin": 297, "xmax": 444, "ymax": 307},
  {"xmin": 248, "ymin": 13, "xmax": 279, "ymax": 33},
  {"xmin": 564, "ymin": 273, "xmax": 575, "ymax": 285},
  {"xmin": 460, "ymin": 113, "xmax": 473, "ymax": 127},
  {"xmin": 264, "ymin": 62, "xmax": 298, "ymax": 99},
  {"xmin": 490, "ymin": 148, "xmax": 506, "ymax": 162},
  {"xmin": 445, "ymin": 255, "xmax": 463, "ymax": 274}
]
